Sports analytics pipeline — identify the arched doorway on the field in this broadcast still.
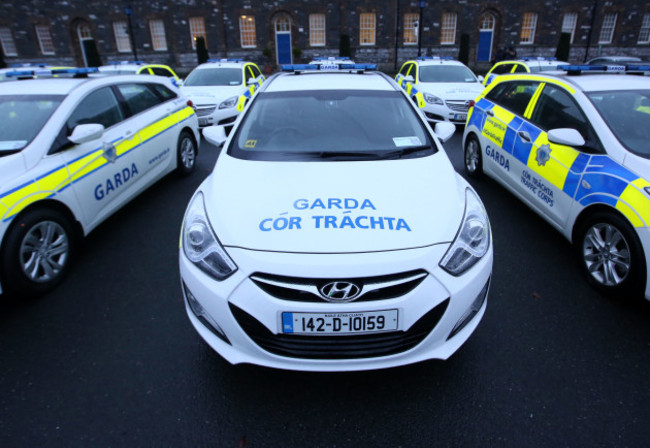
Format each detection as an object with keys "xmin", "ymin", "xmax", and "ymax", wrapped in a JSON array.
[
  {"xmin": 274, "ymin": 14, "xmax": 292, "ymax": 65},
  {"xmin": 76, "ymin": 23, "xmax": 93, "ymax": 67},
  {"xmin": 477, "ymin": 13, "xmax": 495, "ymax": 62}
]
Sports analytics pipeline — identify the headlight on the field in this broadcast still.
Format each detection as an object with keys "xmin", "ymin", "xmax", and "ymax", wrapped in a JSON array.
[
  {"xmin": 182, "ymin": 192, "xmax": 237, "ymax": 280},
  {"xmin": 440, "ymin": 188, "xmax": 490, "ymax": 276},
  {"xmin": 218, "ymin": 96, "xmax": 238, "ymax": 109},
  {"xmin": 424, "ymin": 93, "xmax": 444, "ymax": 105}
]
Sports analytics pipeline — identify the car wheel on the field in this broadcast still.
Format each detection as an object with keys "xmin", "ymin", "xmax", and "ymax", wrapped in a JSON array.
[
  {"xmin": 177, "ymin": 130, "xmax": 197, "ymax": 176},
  {"xmin": 464, "ymin": 134, "xmax": 483, "ymax": 178},
  {"xmin": 1, "ymin": 208, "xmax": 75, "ymax": 297},
  {"xmin": 575, "ymin": 212, "xmax": 646, "ymax": 299}
]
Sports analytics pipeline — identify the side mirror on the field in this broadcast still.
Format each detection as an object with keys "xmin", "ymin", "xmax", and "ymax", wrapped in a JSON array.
[
  {"xmin": 68, "ymin": 123, "xmax": 104, "ymax": 144},
  {"xmin": 547, "ymin": 128, "xmax": 585, "ymax": 147},
  {"xmin": 202, "ymin": 125, "xmax": 228, "ymax": 148},
  {"xmin": 433, "ymin": 122, "xmax": 456, "ymax": 143},
  {"xmin": 247, "ymin": 77, "xmax": 257, "ymax": 85},
  {"xmin": 403, "ymin": 75, "xmax": 415, "ymax": 83},
  {"xmin": 477, "ymin": 75, "xmax": 484, "ymax": 82}
]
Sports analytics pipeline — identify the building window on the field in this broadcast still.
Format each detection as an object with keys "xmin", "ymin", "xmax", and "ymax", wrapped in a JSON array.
[
  {"xmin": 309, "ymin": 14, "xmax": 326, "ymax": 46},
  {"xmin": 520, "ymin": 13, "xmax": 538, "ymax": 44},
  {"xmin": 638, "ymin": 13, "xmax": 650, "ymax": 44},
  {"xmin": 599, "ymin": 13, "xmax": 617, "ymax": 44},
  {"xmin": 0, "ymin": 26, "xmax": 17, "ymax": 56},
  {"xmin": 189, "ymin": 17, "xmax": 206, "ymax": 50},
  {"xmin": 149, "ymin": 20, "xmax": 167, "ymax": 51},
  {"xmin": 240, "ymin": 15, "xmax": 256, "ymax": 48},
  {"xmin": 360, "ymin": 13, "xmax": 376, "ymax": 46},
  {"xmin": 561, "ymin": 12, "xmax": 578, "ymax": 44},
  {"xmin": 403, "ymin": 13, "xmax": 418, "ymax": 45},
  {"xmin": 113, "ymin": 21, "xmax": 131, "ymax": 53},
  {"xmin": 35, "ymin": 24, "xmax": 55, "ymax": 55},
  {"xmin": 441, "ymin": 12, "xmax": 457, "ymax": 45}
]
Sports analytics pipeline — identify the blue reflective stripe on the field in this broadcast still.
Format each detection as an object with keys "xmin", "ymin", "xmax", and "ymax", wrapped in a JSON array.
[
  {"xmin": 579, "ymin": 193, "xmax": 618, "ymax": 208},
  {"xmin": 563, "ymin": 153, "xmax": 590, "ymax": 197},
  {"xmin": 585, "ymin": 155, "xmax": 638, "ymax": 182},
  {"xmin": 576, "ymin": 172, "xmax": 630, "ymax": 202},
  {"xmin": 502, "ymin": 116, "xmax": 524, "ymax": 154},
  {"xmin": 512, "ymin": 121, "xmax": 541, "ymax": 164}
]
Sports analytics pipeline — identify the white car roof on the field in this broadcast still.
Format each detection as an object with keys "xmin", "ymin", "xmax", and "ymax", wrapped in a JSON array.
[
  {"xmin": 562, "ymin": 73, "xmax": 650, "ymax": 92},
  {"xmin": 0, "ymin": 74, "xmax": 167, "ymax": 96},
  {"xmin": 194, "ymin": 61, "xmax": 250, "ymax": 69},
  {"xmin": 264, "ymin": 72, "xmax": 394, "ymax": 92},
  {"xmin": 415, "ymin": 59, "xmax": 467, "ymax": 67}
]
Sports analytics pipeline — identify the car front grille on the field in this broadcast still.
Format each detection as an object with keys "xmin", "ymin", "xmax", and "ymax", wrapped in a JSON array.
[
  {"xmin": 445, "ymin": 100, "xmax": 470, "ymax": 112},
  {"xmin": 250, "ymin": 270, "xmax": 428, "ymax": 303},
  {"xmin": 195, "ymin": 105, "xmax": 217, "ymax": 117},
  {"xmin": 229, "ymin": 299, "xmax": 449, "ymax": 360}
]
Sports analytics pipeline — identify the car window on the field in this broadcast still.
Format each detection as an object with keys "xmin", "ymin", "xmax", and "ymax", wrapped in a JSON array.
[
  {"xmin": 151, "ymin": 83, "xmax": 178, "ymax": 101},
  {"xmin": 419, "ymin": 65, "xmax": 477, "ymax": 83},
  {"xmin": 530, "ymin": 85, "xmax": 591, "ymax": 137},
  {"xmin": 244, "ymin": 66, "xmax": 255, "ymax": 83},
  {"xmin": 0, "ymin": 94, "xmax": 63, "ymax": 154},
  {"xmin": 151, "ymin": 67, "xmax": 173, "ymax": 77},
  {"xmin": 513, "ymin": 64, "xmax": 528, "ymax": 73},
  {"xmin": 67, "ymin": 87, "xmax": 124, "ymax": 131},
  {"xmin": 485, "ymin": 81, "xmax": 540, "ymax": 117},
  {"xmin": 116, "ymin": 83, "xmax": 163, "ymax": 116},
  {"xmin": 587, "ymin": 89, "xmax": 650, "ymax": 159},
  {"xmin": 249, "ymin": 65, "xmax": 262, "ymax": 79},
  {"xmin": 399, "ymin": 63, "xmax": 411, "ymax": 77},
  {"xmin": 183, "ymin": 68, "xmax": 242, "ymax": 86},
  {"xmin": 491, "ymin": 64, "xmax": 512, "ymax": 75},
  {"xmin": 229, "ymin": 90, "xmax": 434, "ymax": 161}
]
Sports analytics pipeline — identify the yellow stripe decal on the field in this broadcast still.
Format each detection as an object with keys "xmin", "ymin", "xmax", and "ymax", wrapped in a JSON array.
[
  {"xmin": 1, "ymin": 106, "xmax": 191, "ymax": 221},
  {"xmin": 482, "ymin": 108, "xmax": 514, "ymax": 147},
  {"xmin": 526, "ymin": 133, "xmax": 578, "ymax": 191},
  {"xmin": 617, "ymin": 179, "xmax": 650, "ymax": 227},
  {"xmin": 524, "ymin": 83, "xmax": 545, "ymax": 119}
]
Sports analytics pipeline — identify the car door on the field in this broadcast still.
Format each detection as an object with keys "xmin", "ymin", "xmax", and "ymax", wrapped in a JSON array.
[
  {"xmin": 54, "ymin": 85, "xmax": 143, "ymax": 229},
  {"xmin": 114, "ymin": 82, "xmax": 181, "ymax": 184},
  {"xmin": 478, "ymin": 80, "xmax": 541, "ymax": 192},
  {"xmin": 524, "ymin": 83, "xmax": 599, "ymax": 227}
]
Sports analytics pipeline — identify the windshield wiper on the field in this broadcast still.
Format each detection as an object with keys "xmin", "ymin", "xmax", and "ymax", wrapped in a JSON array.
[{"xmin": 375, "ymin": 145, "xmax": 433, "ymax": 160}]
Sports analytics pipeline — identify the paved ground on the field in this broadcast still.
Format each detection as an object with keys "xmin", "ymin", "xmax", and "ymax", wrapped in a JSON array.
[{"xmin": 1, "ymin": 133, "xmax": 649, "ymax": 447}]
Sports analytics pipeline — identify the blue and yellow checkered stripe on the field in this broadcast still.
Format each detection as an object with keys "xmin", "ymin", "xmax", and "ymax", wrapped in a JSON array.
[
  {"xmin": 395, "ymin": 74, "xmax": 425, "ymax": 108},
  {"xmin": 236, "ymin": 78, "xmax": 265, "ymax": 112},
  {"xmin": 0, "ymin": 105, "xmax": 195, "ymax": 222},
  {"xmin": 471, "ymin": 99, "xmax": 650, "ymax": 228}
]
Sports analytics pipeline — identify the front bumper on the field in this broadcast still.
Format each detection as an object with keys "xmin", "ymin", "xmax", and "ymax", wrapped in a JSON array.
[
  {"xmin": 180, "ymin": 243, "xmax": 493, "ymax": 371},
  {"xmin": 421, "ymin": 102, "xmax": 470, "ymax": 124},
  {"xmin": 194, "ymin": 104, "xmax": 239, "ymax": 128}
]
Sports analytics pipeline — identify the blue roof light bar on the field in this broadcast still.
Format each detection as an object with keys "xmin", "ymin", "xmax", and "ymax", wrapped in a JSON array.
[
  {"xmin": 207, "ymin": 58, "xmax": 244, "ymax": 63},
  {"xmin": 520, "ymin": 57, "xmax": 557, "ymax": 61},
  {"xmin": 416, "ymin": 56, "xmax": 454, "ymax": 61},
  {"xmin": 5, "ymin": 67, "xmax": 100, "ymax": 78},
  {"xmin": 556, "ymin": 64, "xmax": 631, "ymax": 74},
  {"xmin": 281, "ymin": 63, "xmax": 377, "ymax": 72}
]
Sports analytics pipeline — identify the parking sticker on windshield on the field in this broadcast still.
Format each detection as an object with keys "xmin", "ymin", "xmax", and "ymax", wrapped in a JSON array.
[
  {"xmin": 393, "ymin": 136, "xmax": 422, "ymax": 147},
  {"xmin": 245, "ymin": 139, "xmax": 257, "ymax": 148}
]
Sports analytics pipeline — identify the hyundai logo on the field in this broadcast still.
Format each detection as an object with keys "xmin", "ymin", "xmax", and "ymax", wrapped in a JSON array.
[{"xmin": 319, "ymin": 281, "xmax": 362, "ymax": 302}]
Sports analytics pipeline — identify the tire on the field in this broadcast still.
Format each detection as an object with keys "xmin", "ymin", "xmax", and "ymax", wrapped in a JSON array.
[
  {"xmin": 176, "ymin": 130, "xmax": 197, "ymax": 176},
  {"xmin": 464, "ymin": 134, "xmax": 483, "ymax": 178},
  {"xmin": 575, "ymin": 211, "xmax": 646, "ymax": 299},
  {"xmin": 1, "ymin": 208, "xmax": 75, "ymax": 297}
]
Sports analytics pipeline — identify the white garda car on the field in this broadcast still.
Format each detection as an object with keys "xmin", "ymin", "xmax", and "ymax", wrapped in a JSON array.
[
  {"xmin": 0, "ymin": 68, "xmax": 200, "ymax": 297},
  {"xmin": 463, "ymin": 64, "xmax": 650, "ymax": 300},
  {"xmin": 395, "ymin": 57, "xmax": 485, "ymax": 125},
  {"xmin": 179, "ymin": 63, "xmax": 493, "ymax": 371},
  {"xmin": 180, "ymin": 59, "xmax": 265, "ymax": 130}
]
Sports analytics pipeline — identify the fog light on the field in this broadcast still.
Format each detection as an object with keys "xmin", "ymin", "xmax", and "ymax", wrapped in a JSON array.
[
  {"xmin": 183, "ymin": 282, "xmax": 230, "ymax": 344},
  {"xmin": 447, "ymin": 278, "xmax": 490, "ymax": 340}
]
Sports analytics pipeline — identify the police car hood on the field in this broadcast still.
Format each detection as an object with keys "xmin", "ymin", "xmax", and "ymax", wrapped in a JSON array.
[
  {"xmin": 419, "ymin": 81, "xmax": 484, "ymax": 100},
  {"xmin": 180, "ymin": 85, "xmax": 244, "ymax": 106},
  {"xmin": 204, "ymin": 153, "xmax": 465, "ymax": 253}
]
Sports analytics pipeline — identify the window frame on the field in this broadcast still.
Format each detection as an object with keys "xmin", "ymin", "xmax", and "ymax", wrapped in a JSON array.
[
  {"xmin": 440, "ymin": 12, "xmax": 457, "ymax": 45},
  {"xmin": 239, "ymin": 15, "xmax": 257, "ymax": 48},
  {"xmin": 309, "ymin": 14, "xmax": 326, "ymax": 47},
  {"xmin": 638, "ymin": 13, "xmax": 650, "ymax": 44},
  {"xmin": 359, "ymin": 13, "xmax": 376, "ymax": 46},
  {"xmin": 149, "ymin": 19, "xmax": 168, "ymax": 52},
  {"xmin": 485, "ymin": 80, "xmax": 541, "ymax": 118},
  {"xmin": 189, "ymin": 17, "xmax": 206, "ymax": 50},
  {"xmin": 403, "ymin": 13, "xmax": 418, "ymax": 45},
  {"xmin": 112, "ymin": 21, "xmax": 131, "ymax": 53},
  {"xmin": 520, "ymin": 12, "xmax": 538, "ymax": 45},
  {"xmin": 599, "ymin": 13, "xmax": 618, "ymax": 44},
  {"xmin": 0, "ymin": 26, "xmax": 17, "ymax": 56},
  {"xmin": 35, "ymin": 24, "xmax": 56, "ymax": 55}
]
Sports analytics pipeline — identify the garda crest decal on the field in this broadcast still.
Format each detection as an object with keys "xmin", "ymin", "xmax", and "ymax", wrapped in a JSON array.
[
  {"xmin": 535, "ymin": 144, "xmax": 551, "ymax": 167},
  {"xmin": 103, "ymin": 141, "xmax": 117, "ymax": 163}
]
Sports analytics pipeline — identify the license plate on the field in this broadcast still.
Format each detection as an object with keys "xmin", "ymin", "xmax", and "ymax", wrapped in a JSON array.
[
  {"xmin": 199, "ymin": 117, "xmax": 209, "ymax": 126},
  {"xmin": 281, "ymin": 310, "xmax": 399, "ymax": 335},
  {"xmin": 454, "ymin": 113, "xmax": 467, "ymax": 121}
]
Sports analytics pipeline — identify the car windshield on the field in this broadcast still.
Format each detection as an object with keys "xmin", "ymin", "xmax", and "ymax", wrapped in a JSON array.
[
  {"xmin": 419, "ymin": 65, "xmax": 477, "ymax": 83},
  {"xmin": 183, "ymin": 68, "xmax": 242, "ymax": 86},
  {"xmin": 587, "ymin": 89, "xmax": 650, "ymax": 159},
  {"xmin": 229, "ymin": 89, "xmax": 435, "ymax": 161},
  {"xmin": 528, "ymin": 64, "xmax": 564, "ymax": 73},
  {"xmin": 0, "ymin": 94, "xmax": 63, "ymax": 155}
]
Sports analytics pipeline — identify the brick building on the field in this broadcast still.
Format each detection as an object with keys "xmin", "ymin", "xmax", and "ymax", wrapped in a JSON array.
[{"xmin": 1, "ymin": 1, "xmax": 649, "ymax": 74}]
